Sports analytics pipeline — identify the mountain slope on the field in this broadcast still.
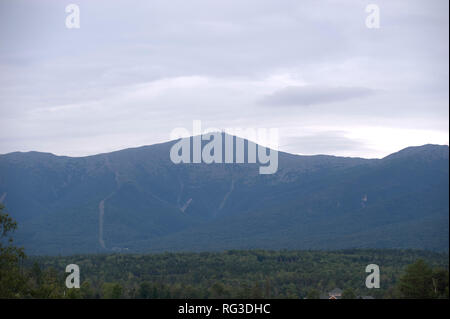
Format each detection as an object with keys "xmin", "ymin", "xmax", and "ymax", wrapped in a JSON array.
[{"xmin": 0, "ymin": 137, "xmax": 448, "ymax": 255}]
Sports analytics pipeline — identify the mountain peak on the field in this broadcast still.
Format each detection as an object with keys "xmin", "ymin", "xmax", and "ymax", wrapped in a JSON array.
[
  {"xmin": 0, "ymin": 138, "xmax": 448, "ymax": 255},
  {"xmin": 383, "ymin": 144, "xmax": 449, "ymax": 161}
]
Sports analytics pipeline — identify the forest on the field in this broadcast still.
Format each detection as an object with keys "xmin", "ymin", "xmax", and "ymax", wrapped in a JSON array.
[
  {"xmin": 1, "ymin": 204, "xmax": 449, "ymax": 299},
  {"xmin": 24, "ymin": 249, "xmax": 448, "ymax": 299}
]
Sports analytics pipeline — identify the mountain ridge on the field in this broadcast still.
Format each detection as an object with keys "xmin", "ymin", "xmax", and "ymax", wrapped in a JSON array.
[
  {"xmin": 0, "ymin": 137, "xmax": 448, "ymax": 255},
  {"xmin": 3, "ymin": 139, "xmax": 448, "ymax": 160}
]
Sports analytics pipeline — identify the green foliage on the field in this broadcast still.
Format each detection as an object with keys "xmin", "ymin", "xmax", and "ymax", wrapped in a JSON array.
[
  {"xmin": 2, "ymin": 209, "xmax": 448, "ymax": 301},
  {"xmin": 431, "ymin": 268, "xmax": 449, "ymax": 299},
  {"xmin": 1, "ymin": 204, "xmax": 90, "ymax": 299},
  {"xmin": 306, "ymin": 288, "xmax": 320, "ymax": 299},
  {"xmin": 25, "ymin": 249, "xmax": 448, "ymax": 299},
  {"xmin": 398, "ymin": 259, "xmax": 449, "ymax": 299},
  {"xmin": 0, "ymin": 204, "xmax": 26, "ymax": 298},
  {"xmin": 342, "ymin": 288, "xmax": 356, "ymax": 299},
  {"xmin": 103, "ymin": 283, "xmax": 123, "ymax": 299}
]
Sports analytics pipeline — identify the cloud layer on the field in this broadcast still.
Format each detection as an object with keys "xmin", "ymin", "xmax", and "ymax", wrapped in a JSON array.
[
  {"xmin": 0, "ymin": 0, "xmax": 448, "ymax": 158},
  {"xmin": 260, "ymin": 86, "xmax": 376, "ymax": 106}
]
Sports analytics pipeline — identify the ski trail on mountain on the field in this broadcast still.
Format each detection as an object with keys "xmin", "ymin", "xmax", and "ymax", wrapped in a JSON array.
[
  {"xmin": 99, "ymin": 155, "xmax": 181, "ymax": 248},
  {"xmin": 180, "ymin": 198, "xmax": 192, "ymax": 213},
  {"xmin": 0, "ymin": 192, "xmax": 6, "ymax": 203},
  {"xmin": 216, "ymin": 179, "xmax": 235, "ymax": 215},
  {"xmin": 98, "ymin": 191, "xmax": 117, "ymax": 249},
  {"xmin": 177, "ymin": 179, "xmax": 193, "ymax": 213},
  {"xmin": 98, "ymin": 155, "xmax": 120, "ymax": 250},
  {"xmin": 98, "ymin": 199, "xmax": 106, "ymax": 249}
]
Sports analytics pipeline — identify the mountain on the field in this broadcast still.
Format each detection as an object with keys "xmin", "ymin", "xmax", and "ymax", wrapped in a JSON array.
[{"xmin": 0, "ymin": 135, "xmax": 448, "ymax": 255}]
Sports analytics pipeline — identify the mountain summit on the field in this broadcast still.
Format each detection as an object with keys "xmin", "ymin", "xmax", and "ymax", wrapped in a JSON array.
[{"xmin": 0, "ymin": 138, "xmax": 448, "ymax": 255}]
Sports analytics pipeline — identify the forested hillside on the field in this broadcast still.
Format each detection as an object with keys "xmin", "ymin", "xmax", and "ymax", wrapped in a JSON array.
[{"xmin": 0, "ymin": 138, "xmax": 448, "ymax": 255}]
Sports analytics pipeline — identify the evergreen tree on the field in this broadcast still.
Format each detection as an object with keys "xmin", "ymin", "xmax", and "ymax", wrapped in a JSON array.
[
  {"xmin": 0, "ymin": 204, "xmax": 26, "ymax": 298},
  {"xmin": 399, "ymin": 259, "xmax": 434, "ymax": 299}
]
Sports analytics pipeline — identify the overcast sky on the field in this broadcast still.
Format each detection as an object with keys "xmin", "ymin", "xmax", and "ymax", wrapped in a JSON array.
[{"xmin": 0, "ymin": 0, "xmax": 448, "ymax": 158}]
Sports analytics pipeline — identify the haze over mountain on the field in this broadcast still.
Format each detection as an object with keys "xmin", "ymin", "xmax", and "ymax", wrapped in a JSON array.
[{"xmin": 0, "ymin": 135, "xmax": 448, "ymax": 255}]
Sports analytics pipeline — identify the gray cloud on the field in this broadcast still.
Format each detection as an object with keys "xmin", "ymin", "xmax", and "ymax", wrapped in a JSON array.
[
  {"xmin": 281, "ymin": 131, "xmax": 370, "ymax": 156},
  {"xmin": 260, "ymin": 86, "xmax": 376, "ymax": 106},
  {"xmin": 0, "ymin": 0, "xmax": 448, "ymax": 157}
]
